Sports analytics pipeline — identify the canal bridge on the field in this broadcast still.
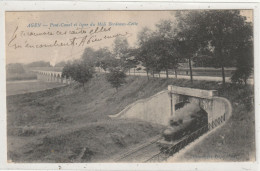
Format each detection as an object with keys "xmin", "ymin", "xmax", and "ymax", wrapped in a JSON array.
[{"xmin": 31, "ymin": 70, "xmax": 73, "ymax": 84}]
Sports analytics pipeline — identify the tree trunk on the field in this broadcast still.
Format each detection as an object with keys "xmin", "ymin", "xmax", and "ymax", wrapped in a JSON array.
[
  {"xmin": 221, "ymin": 65, "xmax": 225, "ymax": 85},
  {"xmin": 159, "ymin": 72, "xmax": 160, "ymax": 78},
  {"xmin": 174, "ymin": 68, "xmax": 178, "ymax": 78},
  {"xmin": 244, "ymin": 76, "xmax": 247, "ymax": 85},
  {"xmin": 188, "ymin": 57, "xmax": 193, "ymax": 83},
  {"xmin": 134, "ymin": 68, "xmax": 135, "ymax": 76},
  {"xmin": 152, "ymin": 70, "xmax": 154, "ymax": 78},
  {"xmin": 129, "ymin": 69, "xmax": 130, "ymax": 75},
  {"xmin": 82, "ymin": 83, "xmax": 85, "ymax": 92},
  {"xmin": 166, "ymin": 68, "xmax": 169, "ymax": 79},
  {"xmin": 146, "ymin": 70, "xmax": 149, "ymax": 80}
]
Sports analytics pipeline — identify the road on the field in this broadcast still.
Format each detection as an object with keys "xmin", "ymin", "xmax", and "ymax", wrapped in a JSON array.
[{"xmin": 126, "ymin": 72, "xmax": 254, "ymax": 85}]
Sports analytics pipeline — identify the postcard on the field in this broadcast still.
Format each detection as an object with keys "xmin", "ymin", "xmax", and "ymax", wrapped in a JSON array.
[{"xmin": 0, "ymin": 1, "xmax": 259, "ymax": 171}]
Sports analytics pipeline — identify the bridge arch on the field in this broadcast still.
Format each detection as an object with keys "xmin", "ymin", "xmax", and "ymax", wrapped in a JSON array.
[{"xmin": 34, "ymin": 70, "xmax": 70, "ymax": 84}]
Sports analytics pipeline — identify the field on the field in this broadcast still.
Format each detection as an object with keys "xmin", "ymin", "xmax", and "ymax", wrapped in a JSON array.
[
  {"xmin": 6, "ymin": 80, "xmax": 65, "ymax": 96},
  {"xmin": 6, "ymin": 74, "xmax": 255, "ymax": 162},
  {"xmin": 6, "ymin": 72, "xmax": 37, "ymax": 81}
]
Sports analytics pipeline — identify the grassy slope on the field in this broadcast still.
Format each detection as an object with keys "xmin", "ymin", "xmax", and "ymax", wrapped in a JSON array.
[
  {"xmin": 7, "ymin": 74, "xmax": 255, "ymax": 162},
  {"xmin": 7, "ymin": 74, "xmax": 170, "ymax": 162}
]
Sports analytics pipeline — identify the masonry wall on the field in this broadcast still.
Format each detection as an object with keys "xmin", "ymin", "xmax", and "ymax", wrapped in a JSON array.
[
  {"xmin": 110, "ymin": 86, "xmax": 231, "ymax": 126},
  {"xmin": 111, "ymin": 90, "xmax": 171, "ymax": 126}
]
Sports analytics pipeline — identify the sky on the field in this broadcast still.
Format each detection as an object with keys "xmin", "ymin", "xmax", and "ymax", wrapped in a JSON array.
[{"xmin": 5, "ymin": 10, "xmax": 252, "ymax": 66}]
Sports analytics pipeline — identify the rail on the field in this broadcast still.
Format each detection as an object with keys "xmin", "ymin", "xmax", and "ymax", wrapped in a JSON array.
[
  {"xmin": 114, "ymin": 135, "xmax": 162, "ymax": 162},
  {"xmin": 145, "ymin": 113, "xmax": 226, "ymax": 162}
]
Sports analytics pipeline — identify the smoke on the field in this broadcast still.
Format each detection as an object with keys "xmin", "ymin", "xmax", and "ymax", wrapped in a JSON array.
[
  {"xmin": 170, "ymin": 103, "xmax": 201, "ymax": 123},
  {"xmin": 50, "ymin": 50, "xmax": 58, "ymax": 67}
]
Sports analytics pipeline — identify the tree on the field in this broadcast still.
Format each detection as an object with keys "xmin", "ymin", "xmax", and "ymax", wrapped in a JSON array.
[
  {"xmin": 61, "ymin": 62, "xmax": 72, "ymax": 79},
  {"xmin": 55, "ymin": 61, "xmax": 66, "ymax": 67},
  {"xmin": 134, "ymin": 46, "xmax": 152, "ymax": 80},
  {"xmin": 175, "ymin": 10, "xmax": 253, "ymax": 85},
  {"xmin": 100, "ymin": 56, "xmax": 120, "ymax": 72},
  {"xmin": 94, "ymin": 47, "xmax": 112, "ymax": 72},
  {"xmin": 142, "ymin": 35, "xmax": 174, "ymax": 79},
  {"xmin": 113, "ymin": 37, "xmax": 129, "ymax": 70},
  {"xmin": 154, "ymin": 19, "xmax": 182, "ymax": 79},
  {"xmin": 231, "ymin": 41, "xmax": 253, "ymax": 85},
  {"xmin": 202, "ymin": 10, "xmax": 252, "ymax": 85},
  {"xmin": 106, "ymin": 68, "xmax": 126, "ymax": 92},
  {"xmin": 113, "ymin": 37, "xmax": 129, "ymax": 57},
  {"xmin": 81, "ymin": 47, "xmax": 97, "ymax": 67},
  {"xmin": 135, "ymin": 21, "xmax": 180, "ymax": 79},
  {"xmin": 123, "ymin": 48, "xmax": 139, "ymax": 75},
  {"xmin": 26, "ymin": 61, "xmax": 51, "ymax": 67},
  {"xmin": 135, "ymin": 27, "xmax": 154, "ymax": 80},
  {"xmin": 174, "ymin": 11, "xmax": 209, "ymax": 83},
  {"xmin": 6, "ymin": 63, "xmax": 25, "ymax": 74},
  {"xmin": 62, "ymin": 60, "xmax": 95, "ymax": 90}
]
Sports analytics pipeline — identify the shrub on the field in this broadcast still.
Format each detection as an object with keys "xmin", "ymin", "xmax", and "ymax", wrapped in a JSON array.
[
  {"xmin": 62, "ymin": 61, "xmax": 95, "ymax": 89},
  {"xmin": 106, "ymin": 68, "xmax": 126, "ymax": 92}
]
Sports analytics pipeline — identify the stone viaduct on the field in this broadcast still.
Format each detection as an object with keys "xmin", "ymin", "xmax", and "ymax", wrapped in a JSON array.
[{"xmin": 32, "ymin": 70, "xmax": 73, "ymax": 84}]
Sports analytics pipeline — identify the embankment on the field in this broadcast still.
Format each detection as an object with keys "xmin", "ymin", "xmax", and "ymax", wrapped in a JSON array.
[{"xmin": 7, "ymin": 74, "xmax": 255, "ymax": 162}]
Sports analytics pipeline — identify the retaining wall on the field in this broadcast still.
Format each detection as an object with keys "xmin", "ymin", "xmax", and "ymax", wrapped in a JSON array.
[{"xmin": 110, "ymin": 90, "xmax": 171, "ymax": 126}]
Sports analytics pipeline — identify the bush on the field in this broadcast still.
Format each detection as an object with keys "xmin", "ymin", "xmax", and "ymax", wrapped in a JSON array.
[
  {"xmin": 6, "ymin": 63, "xmax": 25, "ymax": 74},
  {"xmin": 231, "ymin": 67, "xmax": 252, "ymax": 85},
  {"xmin": 106, "ymin": 68, "xmax": 126, "ymax": 91},
  {"xmin": 62, "ymin": 61, "xmax": 95, "ymax": 89}
]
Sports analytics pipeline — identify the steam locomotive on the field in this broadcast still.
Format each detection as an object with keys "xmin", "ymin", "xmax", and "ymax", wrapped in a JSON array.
[{"xmin": 162, "ymin": 103, "xmax": 208, "ymax": 142}]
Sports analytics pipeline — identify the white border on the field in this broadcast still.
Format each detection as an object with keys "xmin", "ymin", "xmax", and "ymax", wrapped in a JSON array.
[{"xmin": 0, "ymin": 1, "xmax": 259, "ymax": 170}]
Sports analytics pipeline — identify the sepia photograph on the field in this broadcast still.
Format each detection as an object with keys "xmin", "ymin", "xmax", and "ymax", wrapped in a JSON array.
[{"xmin": 2, "ymin": 5, "xmax": 257, "ymax": 168}]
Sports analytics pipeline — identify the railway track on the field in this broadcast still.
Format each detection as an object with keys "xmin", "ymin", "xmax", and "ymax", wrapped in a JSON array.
[
  {"xmin": 114, "ymin": 135, "xmax": 162, "ymax": 162},
  {"xmin": 114, "ymin": 114, "xmax": 226, "ymax": 162},
  {"xmin": 114, "ymin": 135, "xmax": 186, "ymax": 163}
]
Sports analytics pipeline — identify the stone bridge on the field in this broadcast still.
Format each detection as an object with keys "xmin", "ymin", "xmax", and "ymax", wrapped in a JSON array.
[
  {"xmin": 110, "ymin": 85, "xmax": 232, "ymax": 126},
  {"xmin": 32, "ymin": 70, "xmax": 73, "ymax": 84}
]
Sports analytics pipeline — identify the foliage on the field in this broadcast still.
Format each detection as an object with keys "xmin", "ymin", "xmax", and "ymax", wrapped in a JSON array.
[
  {"xmin": 106, "ymin": 68, "xmax": 126, "ymax": 91},
  {"xmin": 231, "ymin": 42, "xmax": 253, "ymax": 85},
  {"xmin": 135, "ymin": 27, "xmax": 164, "ymax": 79},
  {"xmin": 175, "ymin": 10, "xmax": 253, "ymax": 84},
  {"xmin": 26, "ymin": 61, "xmax": 51, "ymax": 67},
  {"xmin": 55, "ymin": 61, "xmax": 66, "ymax": 67},
  {"xmin": 81, "ymin": 47, "xmax": 97, "ymax": 67},
  {"xmin": 113, "ymin": 37, "xmax": 129, "ymax": 58},
  {"xmin": 231, "ymin": 30, "xmax": 253, "ymax": 85},
  {"xmin": 135, "ymin": 22, "xmax": 180, "ymax": 79},
  {"xmin": 113, "ymin": 37, "xmax": 130, "ymax": 70},
  {"xmin": 123, "ymin": 48, "xmax": 139, "ymax": 73},
  {"xmin": 76, "ymin": 10, "xmax": 253, "ymax": 86},
  {"xmin": 62, "ymin": 60, "xmax": 95, "ymax": 88},
  {"xmin": 231, "ymin": 68, "xmax": 252, "ymax": 85},
  {"xmin": 94, "ymin": 48, "xmax": 121, "ymax": 72},
  {"xmin": 6, "ymin": 63, "xmax": 25, "ymax": 74}
]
